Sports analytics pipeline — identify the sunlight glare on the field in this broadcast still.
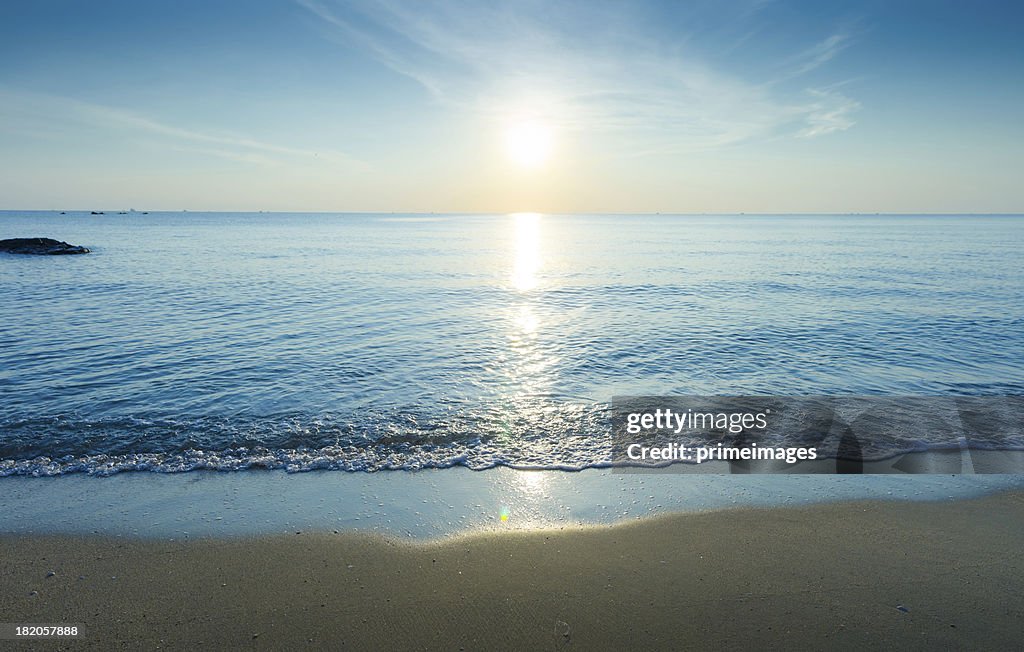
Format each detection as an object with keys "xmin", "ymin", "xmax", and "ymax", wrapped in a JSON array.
[
  {"xmin": 510, "ymin": 212, "xmax": 542, "ymax": 291},
  {"xmin": 504, "ymin": 121, "xmax": 553, "ymax": 168}
]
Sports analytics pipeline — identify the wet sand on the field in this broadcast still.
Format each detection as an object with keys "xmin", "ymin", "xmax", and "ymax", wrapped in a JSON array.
[{"xmin": 2, "ymin": 492, "xmax": 1022, "ymax": 650}]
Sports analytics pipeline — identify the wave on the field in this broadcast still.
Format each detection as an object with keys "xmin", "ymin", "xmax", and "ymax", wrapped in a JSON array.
[{"xmin": 4, "ymin": 395, "xmax": 1023, "ymax": 476}]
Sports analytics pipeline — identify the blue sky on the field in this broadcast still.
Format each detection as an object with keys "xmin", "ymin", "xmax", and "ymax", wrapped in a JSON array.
[{"xmin": 1, "ymin": 0, "xmax": 1021, "ymax": 212}]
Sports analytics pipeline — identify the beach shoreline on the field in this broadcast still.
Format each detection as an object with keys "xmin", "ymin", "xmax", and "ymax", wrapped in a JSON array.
[
  {"xmin": 3, "ymin": 463, "xmax": 1023, "ymax": 540},
  {"xmin": 2, "ymin": 491, "xmax": 1022, "ymax": 650}
]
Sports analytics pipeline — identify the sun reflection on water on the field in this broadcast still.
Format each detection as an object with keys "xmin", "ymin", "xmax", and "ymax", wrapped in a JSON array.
[
  {"xmin": 493, "ymin": 212, "xmax": 564, "ymax": 528},
  {"xmin": 510, "ymin": 212, "xmax": 542, "ymax": 291},
  {"xmin": 497, "ymin": 471, "xmax": 551, "ymax": 528},
  {"xmin": 514, "ymin": 469, "xmax": 548, "ymax": 496},
  {"xmin": 513, "ymin": 304, "xmax": 538, "ymax": 338}
]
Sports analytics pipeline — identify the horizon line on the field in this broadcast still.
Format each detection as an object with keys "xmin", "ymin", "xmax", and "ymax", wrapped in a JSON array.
[{"xmin": 2, "ymin": 208, "xmax": 1024, "ymax": 217}]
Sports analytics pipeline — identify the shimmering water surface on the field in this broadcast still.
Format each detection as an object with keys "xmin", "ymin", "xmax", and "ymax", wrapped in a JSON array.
[{"xmin": 2, "ymin": 212, "xmax": 1022, "ymax": 475}]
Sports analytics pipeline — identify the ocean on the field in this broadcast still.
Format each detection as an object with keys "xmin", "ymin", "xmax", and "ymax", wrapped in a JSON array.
[{"xmin": 2, "ymin": 211, "xmax": 1023, "ymax": 477}]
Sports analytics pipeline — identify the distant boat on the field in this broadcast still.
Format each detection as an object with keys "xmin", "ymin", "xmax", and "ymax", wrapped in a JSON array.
[{"xmin": 90, "ymin": 211, "xmax": 104, "ymax": 215}]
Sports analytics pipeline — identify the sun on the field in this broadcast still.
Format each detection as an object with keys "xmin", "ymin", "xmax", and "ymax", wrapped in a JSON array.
[{"xmin": 504, "ymin": 120, "xmax": 553, "ymax": 169}]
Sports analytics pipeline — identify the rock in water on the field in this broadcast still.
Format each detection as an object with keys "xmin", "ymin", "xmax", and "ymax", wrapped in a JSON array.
[{"xmin": 0, "ymin": 238, "xmax": 90, "ymax": 255}]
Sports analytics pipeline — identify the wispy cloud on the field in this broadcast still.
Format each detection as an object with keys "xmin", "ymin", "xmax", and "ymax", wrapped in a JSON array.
[
  {"xmin": 0, "ymin": 87, "xmax": 364, "ymax": 168},
  {"xmin": 298, "ymin": 0, "xmax": 860, "ymax": 152},
  {"xmin": 798, "ymin": 88, "xmax": 861, "ymax": 138},
  {"xmin": 788, "ymin": 33, "xmax": 853, "ymax": 77}
]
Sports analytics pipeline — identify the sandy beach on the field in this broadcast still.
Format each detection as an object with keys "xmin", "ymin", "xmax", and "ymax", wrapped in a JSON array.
[
  {"xmin": 2, "ymin": 491, "xmax": 1022, "ymax": 650},
  {"xmin": 4, "ymin": 1, "xmax": 1023, "ymax": 650}
]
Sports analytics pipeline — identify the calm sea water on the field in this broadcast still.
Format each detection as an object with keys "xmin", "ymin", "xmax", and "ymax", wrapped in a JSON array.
[{"xmin": 1, "ymin": 212, "xmax": 1022, "ymax": 475}]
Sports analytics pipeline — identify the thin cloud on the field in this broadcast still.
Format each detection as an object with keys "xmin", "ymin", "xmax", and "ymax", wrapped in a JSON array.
[
  {"xmin": 298, "ymin": 0, "xmax": 860, "ymax": 149},
  {"xmin": 789, "ymin": 33, "xmax": 853, "ymax": 77},
  {"xmin": 798, "ymin": 89, "xmax": 860, "ymax": 138},
  {"xmin": 0, "ymin": 87, "xmax": 365, "ymax": 168}
]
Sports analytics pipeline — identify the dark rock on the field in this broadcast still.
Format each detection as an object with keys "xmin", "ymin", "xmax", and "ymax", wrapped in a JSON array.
[
  {"xmin": 0, "ymin": 238, "xmax": 90, "ymax": 255},
  {"xmin": 90, "ymin": 211, "xmax": 104, "ymax": 215}
]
